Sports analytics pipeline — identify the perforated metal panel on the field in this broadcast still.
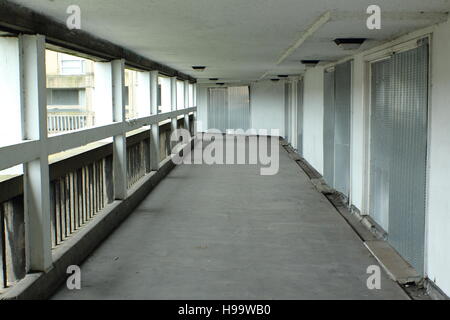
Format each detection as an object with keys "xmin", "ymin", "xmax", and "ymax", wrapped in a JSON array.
[
  {"xmin": 334, "ymin": 62, "xmax": 352, "ymax": 196},
  {"xmin": 297, "ymin": 80, "xmax": 304, "ymax": 156},
  {"xmin": 323, "ymin": 70, "xmax": 335, "ymax": 187},
  {"xmin": 370, "ymin": 59, "xmax": 392, "ymax": 231},
  {"xmin": 285, "ymin": 83, "xmax": 291, "ymax": 141},
  {"xmin": 208, "ymin": 87, "xmax": 250, "ymax": 132},
  {"xmin": 388, "ymin": 42, "xmax": 428, "ymax": 274},
  {"xmin": 208, "ymin": 88, "xmax": 228, "ymax": 132},
  {"xmin": 228, "ymin": 86, "xmax": 250, "ymax": 130}
]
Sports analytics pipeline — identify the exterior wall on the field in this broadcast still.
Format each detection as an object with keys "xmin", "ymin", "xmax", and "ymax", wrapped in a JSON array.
[
  {"xmin": 298, "ymin": 20, "xmax": 450, "ymax": 297},
  {"xmin": 250, "ymin": 80, "xmax": 285, "ymax": 136},
  {"xmin": 426, "ymin": 18, "xmax": 450, "ymax": 296},
  {"xmin": 303, "ymin": 66, "xmax": 324, "ymax": 175}
]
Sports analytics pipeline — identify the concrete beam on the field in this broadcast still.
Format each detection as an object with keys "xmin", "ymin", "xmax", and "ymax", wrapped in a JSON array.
[{"xmin": 0, "ymin": 1, "xmax": 196, "ymax": 82}]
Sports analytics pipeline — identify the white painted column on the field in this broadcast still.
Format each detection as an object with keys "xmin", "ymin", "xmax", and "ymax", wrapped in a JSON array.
[
  {"xmin": 170, "ymin": 77, "xmax": 178, "ymax": 152},
  {"xmin": 20, "ymin": 34, "xmax": 52, "ymax": 272},
  {"xmin": 111, "ymin": 59, "xmax": 127, "ymax": 200},
  {"xmin": 184, "ymin": 80, "xmax": 190, "ymax": 132},
  {"xmin": 150, "ymin": 71, "xmax": 160, "ymax": 170},
  {"xmin": 291, "ymin": 78, "xmax": 299, "ymax": 150},
  {"xmin": 93, "ymin": 62, "xmax": 113, "ymax": 126}
]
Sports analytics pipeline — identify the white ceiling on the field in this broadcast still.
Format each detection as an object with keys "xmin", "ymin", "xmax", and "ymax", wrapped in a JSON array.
[{"xmin": 10, "ymin": 0, "xmax": 450, "ymax": 83}]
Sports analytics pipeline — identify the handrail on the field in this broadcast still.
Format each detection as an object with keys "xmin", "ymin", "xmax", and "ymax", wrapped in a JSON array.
[
  {"xmin": 0, "ymin": 108, "xmax": 196, "ymax": 172},
  {"xmin": 0, "ymin": 117, "xmax": 189, "ymax": 206}
]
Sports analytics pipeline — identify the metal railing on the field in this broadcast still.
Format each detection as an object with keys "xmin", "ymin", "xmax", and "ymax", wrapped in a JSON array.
[
  {"xmin": 0, "ymin": 114, "xmax": 195, "ymax": 290},
  {"xmin": 47, "ymin": 112, "xmax": 95, "ymax": 135}
]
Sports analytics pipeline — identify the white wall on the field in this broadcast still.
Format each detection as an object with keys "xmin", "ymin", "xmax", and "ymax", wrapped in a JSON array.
[
  {"xmin": 303, "ymin": 66, "xmax": 324, "ymax": 175},
  {"xmin": 250, "ymin": 80, "xmax": 285, "ymax": 136},
  {"xmin": 426, "ymin": 19, "xmax": 450, "ymax": 296},
  {"xmin": 0, "ymin": 37, "xmax": 23, "ymax": 175},
  {"xmin": 299, "ymin": 21, "xmax": 450, "ymax": 297}
]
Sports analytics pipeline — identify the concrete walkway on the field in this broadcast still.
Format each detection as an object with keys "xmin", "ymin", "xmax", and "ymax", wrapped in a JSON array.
[{"xmin": 53, "ymin": 137, "xmax": 408, "ymax": 300}]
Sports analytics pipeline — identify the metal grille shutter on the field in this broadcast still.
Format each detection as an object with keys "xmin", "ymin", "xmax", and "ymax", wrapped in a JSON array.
[
  {"xmin": 284, "ymin": 83, "xmax": 291, "ymax": 141},
  {"xmin": 208, "ymin": 88, "xmax": 228, "ymax": 132},
  {"xmin": 297, "ymin": 79, "xmax": 304, "ymax": 156},
  {"xmin": 370, "ymin": 59, "xmax": 392, "ymax": 231},
  {"xmin": 323, "ymin": 70, "xmax": 335, "ymax": 187},
  {"xmin": 388, "ymin": 42, "xmax": 428, "ymax": 274},
  {"xmin": 228, "ymin": 86, "xmax": 250, "ymax": 131},
  {"xmin": 334, "ymin": 61, "xmax": 352, "ymax": 196}
]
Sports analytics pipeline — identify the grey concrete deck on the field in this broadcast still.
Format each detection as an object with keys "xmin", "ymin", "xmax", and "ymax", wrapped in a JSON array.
[{"xmin": 53, "ymin": 137, "xmax": 408, "ymax": 300}]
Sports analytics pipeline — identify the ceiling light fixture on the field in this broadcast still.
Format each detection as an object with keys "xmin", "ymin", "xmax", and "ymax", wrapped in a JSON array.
[
  {"xmin": 216, "ymin": 82, "xmax": 225, "ymax": 86},
  {"xmin": 301, "ymin": 60, "xmax": 320, "ymax": 67},
  {"xmin": 192, "ymin": 66, "xmax": 206, "ymax": 71},
  {"xmin": 334, "ymin": 38, "xmax": 367, "ymax": 50},
  {"xmin": 278, "ymin": 75, "xmax": 289, "ymax": 78},
  {"xmin": 209, "ymin": 78, "xmax": 219, "ymax": 81}
]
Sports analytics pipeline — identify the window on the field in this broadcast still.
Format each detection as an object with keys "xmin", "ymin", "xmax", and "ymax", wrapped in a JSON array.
[
  {"xmin": 46, "ymin": 49, "xmax": 98, "ymax": 135},
  {"xmin": 125, "ymin": 69, "xmax": 138, "ymax": 119},
  {"xmin": 47, "ymin": 89, "xmax": 80, "ymax": 106},
  {"xmin": 60, "ymin": 54, "xmax": 84, "ymax": 75}
]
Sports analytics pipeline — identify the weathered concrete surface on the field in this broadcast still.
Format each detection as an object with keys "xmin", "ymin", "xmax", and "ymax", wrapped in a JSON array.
[
  {"xmin": 365, "ymin": 240, "xmax": 421, "ymax": 284},
  {"xmin": 53, "ymin": 137, "xmax": 408, "ymax": 300}
]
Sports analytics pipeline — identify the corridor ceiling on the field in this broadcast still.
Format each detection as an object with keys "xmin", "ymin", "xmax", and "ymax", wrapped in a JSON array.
[{"xmin": 9, "ymin": 0, "xmax": 450, "ymax": 83}]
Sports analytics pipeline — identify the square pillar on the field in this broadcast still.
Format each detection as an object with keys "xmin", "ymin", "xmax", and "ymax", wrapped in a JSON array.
[
  {"xmin": 111, "ymin": 59, "xmax": 127, "ymax": 200},
  {"xmin": 19, "ymin": 34, "xmax": 52, "ymax": 272},
  {"xmin": 291, "ymin": 78, "xmax": 299, "ymax": 150},
  {"xmin": 150, "ymin": 71, "xmax": 160, "ymax": 170},
  {"xmin": 170, "ymin": 77, "xmax": 178, "ymax": 152}
]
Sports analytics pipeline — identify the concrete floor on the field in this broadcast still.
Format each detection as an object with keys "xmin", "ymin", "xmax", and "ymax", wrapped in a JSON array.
[{"xmin": 53, "ymin": 136, "xmax": 408, "ymax": 300}]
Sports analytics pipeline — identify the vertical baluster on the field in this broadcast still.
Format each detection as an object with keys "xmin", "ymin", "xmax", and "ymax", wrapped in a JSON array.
[
  {"xmin": 82, "ymin": 166, "xmax": 87, "ymax": 224},
  {"xmin": 49, "ymin": 182, "xmax": 56, "ymax": 248}
]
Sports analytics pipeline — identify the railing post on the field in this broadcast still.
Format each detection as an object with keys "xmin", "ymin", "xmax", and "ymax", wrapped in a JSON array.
[
  {"xmin": 170, "ymin": 77, "xmax": 178, "ymax": 152},
  {"xmin": 184, "ymin": 80, "xmax": 190, "ymax": 132},
  {"xmin": 150, "ymin": 71, "xmax": 160, "ymax": 170},
  {"xmin": 111, "ymin": 59, "xmax": 127, "ymax": 200},
  {"xmin": 19, "ymin": 34, "xmax": 52, "ymax": 272},
  {"xmin": 291, "ymin": 77, "xmax": 299, "ymax": 150}
]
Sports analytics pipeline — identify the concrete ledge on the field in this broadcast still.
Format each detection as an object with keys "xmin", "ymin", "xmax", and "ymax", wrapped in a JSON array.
[
  {"xmin": 364, "ymin": 241, "xmax": 421, "ymax": 285},
  {"xmin": 0, "ymin": 137, "xmax": 197, "ymax": 300},
  {"xmin": 426, "ymin": 279, "xmax": 450, "ymax": 300}
]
